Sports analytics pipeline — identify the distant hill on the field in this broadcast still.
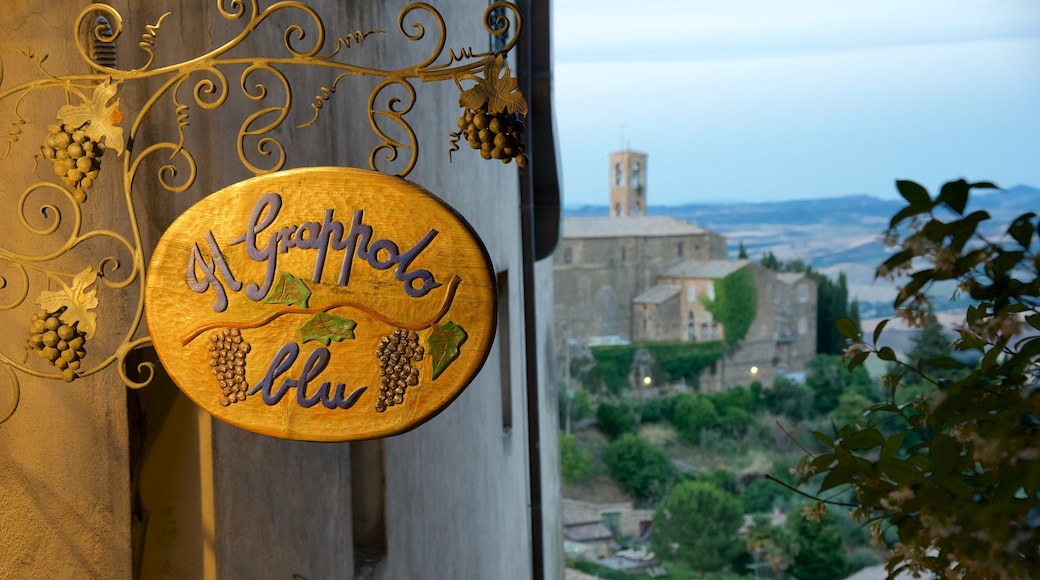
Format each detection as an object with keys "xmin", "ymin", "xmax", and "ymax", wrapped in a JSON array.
[{"xmin": 563, "ymin": 184, "xmax": 1040, "ymax": 318}]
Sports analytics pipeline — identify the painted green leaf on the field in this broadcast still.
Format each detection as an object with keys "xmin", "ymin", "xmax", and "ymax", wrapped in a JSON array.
[
  {"xmin": 299, "ymin": 312, "xmax": 357, "ymax": 346},
  {"xmin": 264, "ymin": 272, "xmax": 311, "ymax": 308},
  {"xmin": 428, "ymin": 321, "xmax": 468, "ymax": 380}
]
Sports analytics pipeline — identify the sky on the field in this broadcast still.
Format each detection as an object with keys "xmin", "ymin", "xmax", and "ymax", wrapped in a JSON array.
[{"xmin": 552, "ymin": 0, "xmax": 1040, "ymax": 206}]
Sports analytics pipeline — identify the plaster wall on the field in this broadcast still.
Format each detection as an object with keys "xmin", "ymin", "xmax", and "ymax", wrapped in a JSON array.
[{"xmin": 0, "ymin": 3, "xmax": 132, "ymax": 578}]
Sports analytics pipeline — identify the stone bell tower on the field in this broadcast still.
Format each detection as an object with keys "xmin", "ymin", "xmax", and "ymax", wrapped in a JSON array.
[{"xmin": 609, "ymin": 150, "xmax": 647, "ymax": 217}]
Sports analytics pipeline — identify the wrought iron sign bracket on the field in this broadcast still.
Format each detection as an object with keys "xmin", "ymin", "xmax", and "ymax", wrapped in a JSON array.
[{"xmin": 0, "ymin": 1, "xmax": 527, "ymax": 424}]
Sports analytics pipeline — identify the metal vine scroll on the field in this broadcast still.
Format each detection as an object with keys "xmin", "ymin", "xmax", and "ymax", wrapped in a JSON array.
[{"xmin": 0, "ymin": 1, "xmax": 528, "ymax": 423}]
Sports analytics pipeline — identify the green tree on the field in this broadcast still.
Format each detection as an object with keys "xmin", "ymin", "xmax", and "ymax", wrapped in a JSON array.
[
  {"xmin": 787, "ymin": 507, "xmax": 847, "ymax": 580},
  {"xmin": 804, "ymin": 179, "xmax": 1040, "ymax": 578},
  {"xmin": 745, "ymin": 515, "xmax": 793, "ymax": 578},
  {"xmin": 828, "ymin": 390, "xmax": 874, "ymax": 429},
  {"xmin": 805, "ymin": 354, "xmax": 874, "ymax": 416},
  {"xmin": 559, "ymin": 431, "xmax": 593, "ymax": 485},
  {"xmin": 738, "ymin": 240, "xmax": 749, "ymax": 259},
  {"xmin": 709, "ymin": 386, "xmax": 753, "ymax": 434},
  {"xmin": 741, "ymin": 476, "xmax": 789, "ymax": 513},
  {"xmin": 763, "ymin": 376, "xmax": 814, "ymax": 420},
  {"xmin": 667, "ymin": 393, "xmax": 719, "ymax": 443},
  {"xmin": 595, "ymin": 399, "xmax": 640, "ymax": 439},
  {"xmin": 603, "ymin": 433, "xmax": 676, "ymax": 503},
  {"xmin": 651, "ymin": 480, "xmax": 743, "ymax": 579}
]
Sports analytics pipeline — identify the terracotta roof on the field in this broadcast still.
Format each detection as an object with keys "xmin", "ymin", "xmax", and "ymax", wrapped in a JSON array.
[
  {"xmin": 661, "ymin": 259, "xmax": 750, "ymax": 279},
  {"xmin": 633, "ymin": 285, "xmax": 681, "ymax": 305},
  {"xmin": 562, "ymin": 216, "xmax": 707, "ymax": 239}
]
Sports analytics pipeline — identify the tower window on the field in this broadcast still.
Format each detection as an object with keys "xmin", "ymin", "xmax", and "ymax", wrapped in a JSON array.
[
  {"xmin": 614, "ymin": 163, "xmax": 622, "ymax": 185},
  {"xmin": 631, "ymin": 162, "xmax": 640, "ymax": 187}
]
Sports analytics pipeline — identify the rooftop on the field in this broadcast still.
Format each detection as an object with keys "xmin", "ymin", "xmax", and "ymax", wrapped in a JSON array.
[
  {"xmin": 633, "ymin": 284, "xmax": 681, "ymax": 305},
  {"xmin": 776, "ymin": 272, "xmax": 809, "ymax": 284},
  {"xmin": 660, "ymin": 259, "xmax": 751, "ymax": 279},
  {"xmin": 562, "ymin": 216, "xmax": 707, "ymax": 239}
]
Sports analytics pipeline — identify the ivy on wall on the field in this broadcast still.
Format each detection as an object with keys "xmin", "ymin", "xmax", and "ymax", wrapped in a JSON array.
[
  {"xmin": 702, "ymin": 267, "xmax": 758, "ymax": 345},
  {"xmin": 590, "ymin": 341, "xmax": 724, "ymax": 393}
]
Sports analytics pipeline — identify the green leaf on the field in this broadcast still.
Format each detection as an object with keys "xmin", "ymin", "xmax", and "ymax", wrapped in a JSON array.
[
  {"xmin": 873, "ymin": 319, "xmax": 890, "ymax": 346},
  {"xmin": 841, "ymin": 428, "xmax": 885, "ymax": 450},
  {"xmin": 428, "ymin": 321, "xmax": 468, "ymax": 380},
  {"xmin": 878, "ymin": 347, "xmax": 896, "ymax": 361},
  {"xmin": 299, "ymin": 312, "xmax": 356, "ymax": 346},
  {"xmin": 264, "ymin": 272, "xmax": 311, "ymax": 308},
  {"xmin": 1008, "ymin": 213, "xmax": 1036, "ymax": 247},
  {"xmin": 937, "ymin": 179, "xmax": 969, "ymax": 214},
  {"xmin": 836, "ymin": 317, "xmax": 859, "ymax": 340},
  {"xmin": 847, "ymin": 351, "xmax": 869, "ymax": 371},
  {"xmin": 896, "ymin": 180, "xmax": 932, "ymax": 207}
]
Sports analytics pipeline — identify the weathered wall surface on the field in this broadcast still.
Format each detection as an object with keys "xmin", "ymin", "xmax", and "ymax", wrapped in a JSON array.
[{"xmin": 0, "ymin": 3, "xmax": 132, "ymax": 578}]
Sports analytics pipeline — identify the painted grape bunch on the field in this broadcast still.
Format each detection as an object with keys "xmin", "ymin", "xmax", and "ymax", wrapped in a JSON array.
[
  {"xmin": 456, "ymin": 103, "xmax": 527, "ymax": 168},
  {"xmin": 208, "ymin": 328, "xmax": 251, "ymax": 406},
  {"xmin": 26, "ymin": 306, "xmax": 87, "ymax": 382},
  {"xmin": 375, "ymin": 328, "xmax": 424, "ymax": 412},
  {"xmin": 40, "ymin": 123, "xmax": 104, "ymax": 202}
]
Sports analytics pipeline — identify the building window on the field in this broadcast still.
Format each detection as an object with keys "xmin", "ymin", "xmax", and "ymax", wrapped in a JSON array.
[
  {"xmin": 688, "ymin": 311, "xmax": 694, "ymax": 322},
  {"xmin": 701, "ymin": 323, "xmax": 708, "ymax": 341},
  {"xmin": 798, "ymin": 317, "xmax": 807, "ymax": 335},
  {"xmin": 707, "ymin": 284, "xmax": 715, "ymax": 301},
  {"xmin": 687, "ymin": 323, "xmax": 695, "ymax": 341},
  {"xmin": 687, "ymin": 286, "xmax": 696, "ymax": 302},
  {"xmin": 631, "ymin": 162, "xmax": 640, "ymax": 187},
  {"xmin": 631, "ymin": 201, "xmax": 640, "ymax": 215},
  {"xmin": 677, "ymin": 242, "xmax": 683, "ymax": 257},
  {"xmin": 798, "ymin": 285, "xmax": 808, "ymax": 303},
  {"xmin": 563, "ymin": 246, "xmax": 572, "ymax": 264},
  {"xmin": 615, "ymin": 162, "xmax": 622, "ymax": 185},
  {"xmin": 711, "ymin": 324, "xmax": 719, "ymax": 340},
  {"xmin": 614, "ymin": 202, "xmax": 622, "ymax": 217}
]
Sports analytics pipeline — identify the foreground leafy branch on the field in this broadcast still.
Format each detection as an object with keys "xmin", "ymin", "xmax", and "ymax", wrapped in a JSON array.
[{"xmin": 797, "ymin": 179, "xmax": 1040, "ymax": 579}]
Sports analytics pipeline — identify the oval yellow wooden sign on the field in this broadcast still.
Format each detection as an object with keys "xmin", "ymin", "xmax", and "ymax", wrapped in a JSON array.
[{"xmin": 145, "ymin": 167, "xmax": 496, "ymax": 441}]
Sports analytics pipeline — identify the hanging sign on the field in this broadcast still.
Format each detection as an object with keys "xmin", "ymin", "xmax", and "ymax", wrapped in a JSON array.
[{"xmin": 145, "ymin": 167, "xmax": 497, "ymax": 441}]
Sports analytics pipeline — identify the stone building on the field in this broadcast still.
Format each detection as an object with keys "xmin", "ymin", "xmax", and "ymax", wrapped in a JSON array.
[
  {"xmin": 555, "ymin": 151, "xmax": 817, "ymax": 392},
  {"xmin": 0, "ymin": 2, "xmax": 562, "ymax": 579}
]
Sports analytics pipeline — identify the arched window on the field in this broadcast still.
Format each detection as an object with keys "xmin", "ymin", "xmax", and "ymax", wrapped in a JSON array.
[
  {"xmin": 631, "ymin": 201, "xmax": 640, "ymax": 215},
  {"xmin": 614, "ymin": 202, "xmax": 622, "ymax": 217},
  {"xmin": 614, "ymin": 163, "xmax": 622, "ymax": 185},
  {"xmin": 631, "ymin": 162, "xmax": 640, "ymax": 187}
]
